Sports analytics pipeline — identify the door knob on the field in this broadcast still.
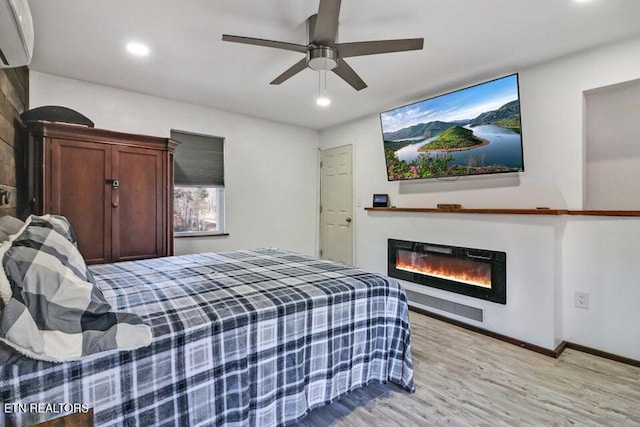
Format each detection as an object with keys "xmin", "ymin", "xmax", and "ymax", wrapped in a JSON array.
[{"xmin": 346, "ymin": 217, "xmax": 352, "ymax": 223}]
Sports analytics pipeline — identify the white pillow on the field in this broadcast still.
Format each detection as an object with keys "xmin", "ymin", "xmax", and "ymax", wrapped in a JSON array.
[{"xmin": 0, "ymin": 215, "xmax": 152, "ymax": 361}]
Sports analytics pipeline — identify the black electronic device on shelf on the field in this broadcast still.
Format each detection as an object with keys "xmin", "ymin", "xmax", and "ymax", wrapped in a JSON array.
[{"xmin": 373, "ymin": 194, "xmax": 389, "ymax": 208}]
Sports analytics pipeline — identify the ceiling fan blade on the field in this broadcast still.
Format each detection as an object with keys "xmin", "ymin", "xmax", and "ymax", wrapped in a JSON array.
[
  {"xmin": 270, "ymin": 58, "xmax": 308, "ymax": 85},
  {"xmin": 337, "ymin": 38, "xmax": 424, "ymax": 58},
  {"xmin": 332, "ymin": 59, "xmax": 367, "ymax": 91},
  {"xmin": 313, "ymin": 0, "xmax": 341, "ymax": 46},
  {"xmin": 222, "ymin": 34, "xmax": 307, "ymax": 53}
]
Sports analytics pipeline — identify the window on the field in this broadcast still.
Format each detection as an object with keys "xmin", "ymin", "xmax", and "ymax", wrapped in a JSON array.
[
  {"xmin": 171, "ymin": 130, "xmax": 226, "ymax": 237},
  {"xmin": 174, "ymin": 187, "xmax": 225, "ymax": 234}
]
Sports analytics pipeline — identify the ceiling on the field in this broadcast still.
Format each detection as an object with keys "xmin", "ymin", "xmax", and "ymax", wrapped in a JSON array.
[{"xmin": 28, "ymin": 0, "xmax": 640, "ymax": 131}]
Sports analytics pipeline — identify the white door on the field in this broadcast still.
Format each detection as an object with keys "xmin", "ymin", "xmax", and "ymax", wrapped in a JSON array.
[{"xmin": 320, "ymin": 145, "xmax": 353, "ymax": 264}]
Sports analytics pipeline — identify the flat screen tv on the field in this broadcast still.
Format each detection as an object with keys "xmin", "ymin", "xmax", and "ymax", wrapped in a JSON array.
[{"xmin": 380, "ymin": 74, "xmax": 524, "ymax": 181}]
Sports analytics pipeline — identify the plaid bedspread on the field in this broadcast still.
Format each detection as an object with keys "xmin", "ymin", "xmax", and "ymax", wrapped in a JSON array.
[{"xmin": 0, "ymin": 249, "xmax": 414, "ymax": 426}]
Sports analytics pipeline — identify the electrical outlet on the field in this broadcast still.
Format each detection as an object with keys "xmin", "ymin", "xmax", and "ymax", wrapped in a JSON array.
[{"xmin": 574, "ymin": 291, "xmax": 589, "ymax": 309}]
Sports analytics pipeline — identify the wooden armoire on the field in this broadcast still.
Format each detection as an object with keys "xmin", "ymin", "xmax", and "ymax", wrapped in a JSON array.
[{"xmin": 27, "ymin": 122, "xmax": 179, "ymax": 264}]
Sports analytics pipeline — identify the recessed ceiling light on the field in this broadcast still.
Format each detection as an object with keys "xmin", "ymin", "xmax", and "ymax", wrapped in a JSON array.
[{"xmin": 126, "ymin": 42, "xmax": 150, "ymax": 56}]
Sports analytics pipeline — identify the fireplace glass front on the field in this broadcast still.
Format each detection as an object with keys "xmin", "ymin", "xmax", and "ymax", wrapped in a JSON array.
[{"xmin": 388, "ymin": 239, "xmax": 506, "ymax": 304}]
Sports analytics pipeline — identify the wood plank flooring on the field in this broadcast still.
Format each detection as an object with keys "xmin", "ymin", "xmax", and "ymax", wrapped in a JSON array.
[{"xmin": 295, "ymin": 311, "xmax": 640, "ymax": 426}]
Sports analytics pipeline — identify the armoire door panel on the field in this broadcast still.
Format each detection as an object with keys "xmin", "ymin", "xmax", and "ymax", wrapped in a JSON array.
[
  {"xmin": 49, "ymin": 139, "xmax": 112, "ymax": 264},
  {"xmin": 112, "ymin": 146, "xmax": 164, "ymax": 260}
]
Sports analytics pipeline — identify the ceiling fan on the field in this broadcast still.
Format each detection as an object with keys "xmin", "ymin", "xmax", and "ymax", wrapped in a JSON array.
[{"xmin": 221, "ymin": 0, "xmax": 424, "ymax": 91}]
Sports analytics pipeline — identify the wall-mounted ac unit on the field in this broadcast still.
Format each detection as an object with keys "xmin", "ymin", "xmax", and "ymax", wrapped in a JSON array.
[{"xmin": 0, "ymin": 0, "xmax": 34, "ymax": 68}]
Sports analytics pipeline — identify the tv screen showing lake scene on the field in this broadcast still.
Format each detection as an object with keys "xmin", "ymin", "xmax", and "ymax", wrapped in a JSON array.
[{"xmin": 380, "ymin": 74, "xmax": 524, "ymax": 181}]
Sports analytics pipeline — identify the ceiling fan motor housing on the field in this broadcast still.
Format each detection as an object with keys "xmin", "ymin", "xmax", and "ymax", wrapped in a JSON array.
[{"xmin": 307, "ymin": 46, "xmax": 338, "ymax": 71}]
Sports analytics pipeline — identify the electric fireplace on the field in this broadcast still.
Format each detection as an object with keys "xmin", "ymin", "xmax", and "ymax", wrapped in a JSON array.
[{"xmin": 388, "ymin": 239, "xmax": 506, "ymax": 304}]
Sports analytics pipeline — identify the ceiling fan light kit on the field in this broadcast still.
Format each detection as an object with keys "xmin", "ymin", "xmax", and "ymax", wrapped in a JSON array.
[
  {"xmin": 308, "ymin": 46, "xmax": 338, "ymax": 71},
  {"xmin": 316, "ymin": 66, "xmax": 331, "ymax": 107},
  {"xmin": 316, "ymin": 96, "xmax": 331, "ymax": 107},
  {"xmin": 222, "ymin": 0, "xmax": 424, "ymax": 97}
]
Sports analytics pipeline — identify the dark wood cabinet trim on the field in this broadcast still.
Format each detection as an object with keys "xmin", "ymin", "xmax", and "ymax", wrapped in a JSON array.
[{"xmin": 28, "ymin": 122, "xmax": 177, "ymax": 152}]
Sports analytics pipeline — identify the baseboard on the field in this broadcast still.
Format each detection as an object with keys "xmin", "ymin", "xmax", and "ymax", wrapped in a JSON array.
[
  {"xmin": 564, "ymin": 342, "xmax": 640, "ymax": 368},
  {"xmin": 553, "ymin": 340, "xmax": 567, "ymax": 358},
  {"xmin": 408, "ymin": 305, "xmax": 557, "ymax": 358},
  {"xmin": 409, "ymin": 305, "xmax": 640, "ymax": 367}
]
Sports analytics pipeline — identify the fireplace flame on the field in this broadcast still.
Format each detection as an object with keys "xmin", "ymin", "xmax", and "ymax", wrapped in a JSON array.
[{"xmin": 396, "ymin": 251, "xmax": 492, "ymax": 289}]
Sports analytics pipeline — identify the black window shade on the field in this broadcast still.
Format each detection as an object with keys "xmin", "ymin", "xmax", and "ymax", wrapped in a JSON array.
[{"xmin": 171, "ymin": 130, "xmax": 224, "ymax": 186}]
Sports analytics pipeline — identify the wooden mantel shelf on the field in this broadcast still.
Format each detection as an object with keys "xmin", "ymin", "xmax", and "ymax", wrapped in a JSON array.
[{"xmin": 364, "ymin": 207, "xmax": 640, "ymax": 217}]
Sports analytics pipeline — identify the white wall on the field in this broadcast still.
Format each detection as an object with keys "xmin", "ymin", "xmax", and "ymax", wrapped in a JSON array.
[
  {"xmin": 30, "ymin": 72, "xmax": 319, "ymax": 256},
  {"xmin": 563, "ymin": 218, "xmax": 640, "ymax": 360},
  {"xmin": 361, "ymin": 212, "xmax": 561, "ymax": 349},
  {"xmin": 320, "ymin": 36, "xmax": 640, "ymax": 357},
  {"xmin": 585, "ymin": 78, "xmax": 640, "ymax": 209}
]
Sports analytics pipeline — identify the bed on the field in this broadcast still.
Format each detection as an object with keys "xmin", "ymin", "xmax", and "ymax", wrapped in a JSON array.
[{"xmin": 1, "ymin": 247, "xmax": 414, "ymax": 426}]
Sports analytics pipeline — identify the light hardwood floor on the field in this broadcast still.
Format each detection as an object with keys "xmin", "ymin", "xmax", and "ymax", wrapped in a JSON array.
[{"xmin": 296, "ymin": 311, "xmax": 640, "ymax": 426}]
